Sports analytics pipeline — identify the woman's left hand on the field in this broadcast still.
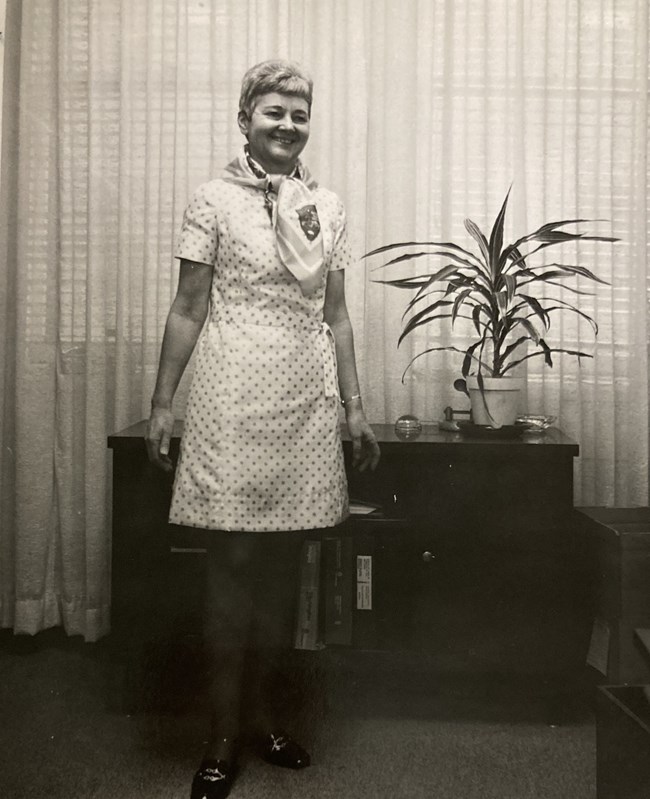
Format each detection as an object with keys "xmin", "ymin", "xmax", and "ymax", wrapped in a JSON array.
[{"xmin": 346, "ymin": 408, "xmax": 381, "ymax": 472}]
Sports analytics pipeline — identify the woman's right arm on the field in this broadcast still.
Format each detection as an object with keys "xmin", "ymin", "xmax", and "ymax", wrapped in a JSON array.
[{"xmin": 145, "ymin": 259, "xmax": 214, "ymax": 471}]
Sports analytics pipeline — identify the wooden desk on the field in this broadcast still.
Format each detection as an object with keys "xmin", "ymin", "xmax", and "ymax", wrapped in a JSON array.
[{"xmin": 108, "ymin": 421, "xmax": 591, "ymax": 684}]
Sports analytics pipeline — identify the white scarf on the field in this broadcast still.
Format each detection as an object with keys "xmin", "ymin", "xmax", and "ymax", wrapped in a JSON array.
[{"xmin": 221, "ymin": 148, "xmax": 326, "ymax": 295}]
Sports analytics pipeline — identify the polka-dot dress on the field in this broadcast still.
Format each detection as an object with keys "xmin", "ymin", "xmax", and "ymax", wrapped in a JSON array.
[{"xmin": 169, "ymin": 176, "xmax": 351, "ymax": 532}]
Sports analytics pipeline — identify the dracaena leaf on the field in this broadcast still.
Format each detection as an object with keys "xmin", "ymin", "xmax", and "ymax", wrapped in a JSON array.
[
  {"xmin": 544, "ymin": 262, "xmax": 610, "ymax": 285},
  {"xmin": 472, "ymin": 304, "xmax": 484, "ymax": 336},
  {"xmin": 448, "ymin": 275, "xmax": 474, "ymax": 287},
  {"xmin": 508, "ymin": 240, "xmax": 580, "ymax": 270},
  {"xmin": 535, "ymin": 339, "xmax": 553, "ymax": 368},
  {"xmin": 502, "ymin": 348, "xmax": 592, "ymax": 374},
  {"xmin": 451, "ymin": 289, "xmax": 473, "ymax": 326},
  {"xmin": 530, "ymin": 278, "xmax": 595, "ymax": 297},
  {"xmin": 364, "ymin": 240, "xmax": 483, "ymax": 266},
  {"xmin": 496, "ymin": 291, "xmax": 509, "ymax": 318},
  {"xmin": 379, "ymin": 251, "xmax": 434, "ymax": 268},
  {"xmin": 438, "ymin": 278, "xmax": 493, "ymax": 309},
  {"xmin": 519, "ymin": 294, "xmax": 550, "ymax": 330},
  {"xmin": 518, "ymin": 268, "xmax": 581, "ymax": 284},
  {"xmin": 510, "ymin": 316, "xmax": 541, "ymax": 344},
  {"xmin": 401, "ymin": 345, "xmax": 490, "ymax": 382},
  {"xmin": 428, "ymin": 264, "xmax": 465, "ymax": 283},
  {"xmin": 508, "ymin": 220, "xmax": 614, "ymax": 251},
  {"xmin": 464, "ymin": 218, "xmax": 491, "ymax": 268},
  {"xmin": 542, "ymin": 300, "xmax": 598, "ymax": 335},
  {"xmin": 381, "ymin": 250, "xmax": 486, "ymax": 273},
  {"xmin": 372, "ymin": 276, "xmax": 433, "ymax": 288},
  {"xmin": 503, "ymin": 274, "xmax": 517, "ymax": 305},
  {"xmin": 537, "ymin": 219, "xmax": 593, "ymax": 233},
  {"xmin": 536, "ymin": 230, "xmax": 586, "ymax": 243},
  {"xmin": 462, "ymin": 340, "xmax": 484, "ymax": 378},
  {"xmin": 400, "ymin": 297, "xmax": 452, "ymax": 325},
  {"xmin": 488, "ymin": 188, "xmax": 511, "ymax": 272},
  {"xmin": 414, "ymin": 276, "xmax": 445, "ymax": 302},
  {"xmin": 498, "ymin": 336, "xmax": 529, "ymax": 365},
  {"xmin": 576, "ymin": 235, "xmax": 619, "ymax": 243},
  {"xmin": 402, "ymin": 287, "xmax": 446, "ymax": 315},
  {"xmin": 501, "ymin": 244, "xmax": 528, "ymax": 271},
  {"xmin": 404, "ymin": 312, "xmax": 476, "ymax": 344},
  {"xmin": 398, "ymin": 312, "xmax": 456, "ymax": 345}
]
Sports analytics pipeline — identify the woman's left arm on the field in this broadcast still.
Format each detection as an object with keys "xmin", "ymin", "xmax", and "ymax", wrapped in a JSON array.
[{"xmin": 324, "ymin": 270, "xmax": 380, "ymax": 472}]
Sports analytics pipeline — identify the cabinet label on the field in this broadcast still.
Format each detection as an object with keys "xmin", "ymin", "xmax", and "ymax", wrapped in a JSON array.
[{"xmin": 356, "ymin": 555, "xmax": 372, "ymax": 610}]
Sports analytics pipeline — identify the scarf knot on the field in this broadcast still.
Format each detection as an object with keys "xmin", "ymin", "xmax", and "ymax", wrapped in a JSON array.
[{"xmin": 222, "ymin": 148, "xmax": 326, "ymax": 296}]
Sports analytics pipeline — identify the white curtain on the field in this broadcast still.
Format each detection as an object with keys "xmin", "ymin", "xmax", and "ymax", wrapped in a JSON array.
[{"xmin": 0, "ymin": 0, "xmax": 647, "ymax": 640}]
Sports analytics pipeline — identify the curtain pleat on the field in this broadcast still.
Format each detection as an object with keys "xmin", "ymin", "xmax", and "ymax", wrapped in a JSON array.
[{"xmin": 0, "ymin": 0, "xmax": 647, "ymax": 639}]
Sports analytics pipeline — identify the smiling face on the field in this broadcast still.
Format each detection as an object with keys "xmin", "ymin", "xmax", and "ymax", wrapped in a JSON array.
[{"xmin": 237, "ymin": 92, "xmax": 310, "ymax": 175}]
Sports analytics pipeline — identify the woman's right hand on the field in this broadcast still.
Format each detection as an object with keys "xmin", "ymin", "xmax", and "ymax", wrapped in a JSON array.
[{"xmin": 145, "ymin": 406, "xmax": 175, "ymax": 472}]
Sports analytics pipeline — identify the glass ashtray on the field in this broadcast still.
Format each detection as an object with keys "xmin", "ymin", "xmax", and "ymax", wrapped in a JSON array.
[
  {"xmin": 394, "ymin": 414, "xmax": 423, "ymax": 440},
  {"xmin": 516, "ymin": 414, "xmax": 557, "ymax": 432}
]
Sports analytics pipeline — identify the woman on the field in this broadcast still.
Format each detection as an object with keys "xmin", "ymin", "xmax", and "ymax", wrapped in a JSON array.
[{"xmin": 145, "ymin": 59, "xmax": 379, "ymax": 798}]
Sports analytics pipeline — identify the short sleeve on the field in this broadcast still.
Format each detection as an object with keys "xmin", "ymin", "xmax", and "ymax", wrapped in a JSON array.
[
  {"xmin": 174, "ymin": 182, "xmax": 219, "ymax": 265},
  {"xmin": 328, "ymin": 199, "xmax": 353, "ymax": 272}
]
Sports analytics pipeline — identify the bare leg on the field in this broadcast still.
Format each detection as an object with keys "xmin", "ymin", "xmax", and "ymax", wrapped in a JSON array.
[{"xmin": 203, "ymin": 532, "xmax": 258, "ymax": 763}]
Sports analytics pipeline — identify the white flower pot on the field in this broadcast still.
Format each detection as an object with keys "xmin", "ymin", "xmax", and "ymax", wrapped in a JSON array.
[{"xmin": 466, "ymin": 376, "xmax": 523, "ymax": 428}]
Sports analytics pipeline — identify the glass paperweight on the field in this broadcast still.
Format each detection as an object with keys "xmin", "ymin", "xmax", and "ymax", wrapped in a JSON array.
[{"xmin": 394, "ymin": 414, "xmax": 423, "ymax": 441}]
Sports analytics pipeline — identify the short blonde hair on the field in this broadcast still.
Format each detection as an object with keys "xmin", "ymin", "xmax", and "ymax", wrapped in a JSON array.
[{"xmin": 238, "ymin": 60, "xmax": 313, "ymax": 118}]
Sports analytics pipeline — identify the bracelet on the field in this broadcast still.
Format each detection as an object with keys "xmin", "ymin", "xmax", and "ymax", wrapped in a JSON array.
[{"xmin": 341, "ymin": 393, "xmax": 362, "ymax": 407}]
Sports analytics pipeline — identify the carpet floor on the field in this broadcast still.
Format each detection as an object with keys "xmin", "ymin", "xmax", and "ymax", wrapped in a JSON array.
[{"xmin": 0, "ymin": 631, "xmax": 597, "ymax": 799}]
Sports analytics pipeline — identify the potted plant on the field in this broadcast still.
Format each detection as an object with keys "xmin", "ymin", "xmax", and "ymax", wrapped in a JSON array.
[{"xmin": 365, "ymin": 189, "xmax": 617, "ymax": 428}]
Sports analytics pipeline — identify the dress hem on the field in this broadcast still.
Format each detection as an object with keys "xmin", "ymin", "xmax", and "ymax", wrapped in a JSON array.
[{"xmin": 168, "ymin": 510, "xmax": 350, "ymax": 534}]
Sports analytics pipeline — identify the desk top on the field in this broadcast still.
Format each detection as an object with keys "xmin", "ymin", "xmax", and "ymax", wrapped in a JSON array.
[{"xmin": 108, "ymin": 420, "xmax": 578, "ymax": 456}]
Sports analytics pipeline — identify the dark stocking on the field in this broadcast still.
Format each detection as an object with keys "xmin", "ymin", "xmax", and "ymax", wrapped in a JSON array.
[
  {"xmin": 244, "ymin": 532, "xmax": 304, "ymax": 735},
  {"xmin": 203, "ymin": 533, "xmax": 257, "ymax": 763}
]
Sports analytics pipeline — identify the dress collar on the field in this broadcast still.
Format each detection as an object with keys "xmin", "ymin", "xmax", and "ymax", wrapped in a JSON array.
[{"xmin": 244, "ymin": 145, "xmax": 302, "ymax": 183}]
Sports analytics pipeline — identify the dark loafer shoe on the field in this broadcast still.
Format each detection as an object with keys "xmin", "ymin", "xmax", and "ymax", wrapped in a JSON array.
[
  {"xmin": 190, "ymin": 759, "xmax": 236, "ymax": 799},
  {"xmin": 261, "ymin": 731, "xmax": 311, "ymax": 770}
]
